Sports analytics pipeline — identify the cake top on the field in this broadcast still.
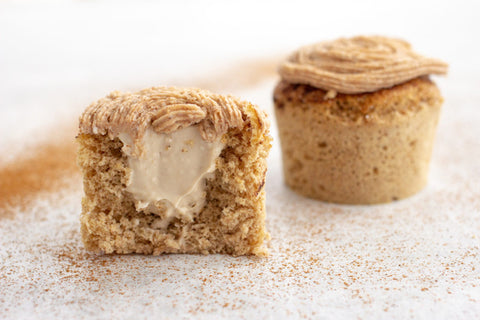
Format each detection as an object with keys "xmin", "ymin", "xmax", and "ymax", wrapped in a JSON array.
[
  {"xmin": 278, "ymin": 36, "xmax": 448, "ymax": 94},
  {"xmin": 79, "ymin": 86, "xmax": 268, "ymax": 142}
]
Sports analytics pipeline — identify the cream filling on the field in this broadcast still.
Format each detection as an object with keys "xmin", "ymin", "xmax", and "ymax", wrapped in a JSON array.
[{"xmin": 118, "ymin": 125, "xmax": 224, "ymax": 221}]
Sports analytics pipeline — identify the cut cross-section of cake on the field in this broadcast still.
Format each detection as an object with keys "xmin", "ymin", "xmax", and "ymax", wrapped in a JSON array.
[{"xmin": 77, "ymin": 87, "xmax": 271, "ymax": 256}]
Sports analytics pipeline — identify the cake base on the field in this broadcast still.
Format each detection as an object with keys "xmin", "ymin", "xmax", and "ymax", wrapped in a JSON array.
[{"xmin": 274, "ymin": 77, "xmax": 443, "ymax": 204}]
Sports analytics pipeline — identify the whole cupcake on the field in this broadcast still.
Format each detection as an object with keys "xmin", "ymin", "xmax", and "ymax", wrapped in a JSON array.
[{"xmin": 274, "ymin": 36, "xmax": 448, "ymax": 204}]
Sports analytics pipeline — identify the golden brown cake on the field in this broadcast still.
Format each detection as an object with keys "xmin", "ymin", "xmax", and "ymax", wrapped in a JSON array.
[
  {"xmin": 274, "ymin": 36, "xmax": 448, "ymax": 204},
  {"xmin": 77, "ymin": 86, "xmax": 271, "ymax": 256}
]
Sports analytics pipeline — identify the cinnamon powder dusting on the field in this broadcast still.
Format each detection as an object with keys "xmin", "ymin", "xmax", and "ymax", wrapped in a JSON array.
[
  {"xmin": 0, "ymin": 129, "xmax": 79, "ymax": 219},
  {"xmin": 188, "ymin": 57, "xmax": 280, "ymax": 93}
]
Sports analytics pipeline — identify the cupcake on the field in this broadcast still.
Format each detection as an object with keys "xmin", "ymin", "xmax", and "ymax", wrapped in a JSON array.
[
  {"xmin": 77, "ymin": 86, "xmax": 271, "ymax": 256},
  {"xmin": 274, "ymin": 36, "xmax": 448, "ymax": 204}
]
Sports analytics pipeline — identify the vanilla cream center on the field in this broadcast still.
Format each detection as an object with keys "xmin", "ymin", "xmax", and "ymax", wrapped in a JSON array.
[{"xmin": 119, "ymin": 125, "xmax": 224, "ymax": 219}]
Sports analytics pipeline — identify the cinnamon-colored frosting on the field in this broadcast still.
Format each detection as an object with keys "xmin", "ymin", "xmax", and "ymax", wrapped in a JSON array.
[
  {"xmin": 278, "ymin": 36, "xmax": 448, "ymax": 94},
  {"xmin": 79, "ymin": 86, "xmax": 268, "ymax": 143}
]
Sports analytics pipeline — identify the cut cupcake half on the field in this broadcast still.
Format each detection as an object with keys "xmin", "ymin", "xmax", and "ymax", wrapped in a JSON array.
[{"xmin": 77, "ymin": 86, "xmax": 271, "ymax": 256}]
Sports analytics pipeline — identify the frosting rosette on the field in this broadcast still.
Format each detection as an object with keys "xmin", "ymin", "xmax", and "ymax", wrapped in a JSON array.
[
  {"xmin": 279, "ymin": 36, "xmax": 448, "ymax": 94},
  {"xmin": 79, "ymin": 86, "xmax": 268, "ymax": 143}
]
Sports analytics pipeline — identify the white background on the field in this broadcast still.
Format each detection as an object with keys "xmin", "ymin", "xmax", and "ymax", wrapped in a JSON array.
[{"xmin": 1, "ymin": 0, "xmax": 478, "ymax": 138}]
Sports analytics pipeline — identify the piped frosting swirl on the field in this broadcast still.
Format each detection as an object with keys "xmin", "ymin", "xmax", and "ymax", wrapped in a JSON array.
[
  {"xmin": 79, "ymin": 86, "xmax": 269, "ymax": 149},
  {"xmin": 278, "ymin": 36, "xmax": 448, "ymax": 94}
]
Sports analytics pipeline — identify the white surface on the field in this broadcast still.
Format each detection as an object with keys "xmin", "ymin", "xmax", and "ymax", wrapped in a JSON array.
[{"xmin": 1, "ymin": 1, "xmax": 480, "ymax": 319}]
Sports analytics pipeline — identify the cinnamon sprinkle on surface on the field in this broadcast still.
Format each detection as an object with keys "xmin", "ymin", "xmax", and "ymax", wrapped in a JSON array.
[{"xmin": 0, "ymin": 129, "xmax": 79, "ymax": 219}]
